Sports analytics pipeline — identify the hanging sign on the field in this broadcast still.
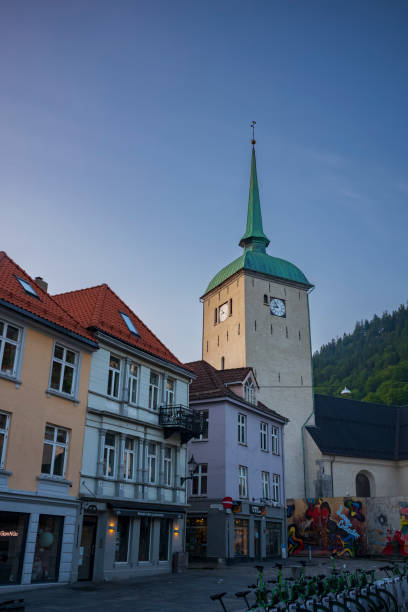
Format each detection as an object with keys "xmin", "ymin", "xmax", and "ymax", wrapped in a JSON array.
[{"xmin": 250, "ymin": 504, "xmax": 266, "ymax": 516}]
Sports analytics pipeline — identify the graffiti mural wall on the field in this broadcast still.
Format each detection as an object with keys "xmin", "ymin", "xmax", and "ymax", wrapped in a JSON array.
[
  {"xmin": 287, "ymin": 497, "xmax": 366, "ymax": 558},
  {"xmin": 366, "ymin": 498, "xmax": 408, "ymax": 556}
]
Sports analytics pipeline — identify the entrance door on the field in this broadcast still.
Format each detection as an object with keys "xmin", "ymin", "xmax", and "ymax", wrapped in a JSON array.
[
  {"xmin": 266, "ymin": 521, "xmax": 281, "ymax": 558},
  {"xmin": 78, "ymin": 515, "xmax": 97, "ymax": 581},
  {"xmin": 254, "ymin": 520, "xmax": 261, "ymax": 559}
]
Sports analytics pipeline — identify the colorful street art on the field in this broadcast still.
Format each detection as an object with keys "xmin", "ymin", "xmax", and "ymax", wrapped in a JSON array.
[
  {"xmin": 381, "ymin": 504, "xmax": 408, "ymax": 556},
  {"xmin": 287, "ymin": 497, "xmax": 366, "ymax": 558}
]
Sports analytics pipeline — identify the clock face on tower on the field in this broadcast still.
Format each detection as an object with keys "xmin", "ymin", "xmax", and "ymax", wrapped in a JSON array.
[
  {"xmin": 270, "ymin": 298, "xmax": 286, "ymax": 317},
  {"xmin": 219, "ymin": 302, "xmax": 229, "ymax": 322}
]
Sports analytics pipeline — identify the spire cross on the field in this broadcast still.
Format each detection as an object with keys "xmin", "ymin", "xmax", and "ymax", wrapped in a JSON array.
[{"xmin": 251, "ymin": 120, "xmax": 256, "ymax": 145}]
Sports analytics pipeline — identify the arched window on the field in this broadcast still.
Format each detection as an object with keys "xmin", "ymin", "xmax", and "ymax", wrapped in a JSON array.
[
  {"xmin": 221, "ymin": 356, "xmax": 225, "ymax": 370},
  {"xmin": 245, "ymin": 380, "xmax": 255, "ymax": 405},
  {"xmin": 356, "ymin": 472, "xmax": 371, "ymax": 497}
]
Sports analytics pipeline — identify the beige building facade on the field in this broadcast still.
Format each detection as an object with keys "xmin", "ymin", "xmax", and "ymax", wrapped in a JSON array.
[{"xmin": 0, "ymin": 252, "xmax": 96, "ymax": 589}]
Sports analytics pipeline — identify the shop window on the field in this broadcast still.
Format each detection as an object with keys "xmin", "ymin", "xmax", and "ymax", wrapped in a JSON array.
[
  {"xmin": 31, "ymin": 514, "xmax": 64, "ymax": 583},
  {"xmin": 0, "ymin": 511, "xmax": 29, "ymax": 585},
  {"xmin": 192, "ymin": 463, "xmax": 207, "ymax": 496},
  {"xmin": 186, "ymin": 516, "xmax": 207, "ymax": 559},
  {"xmin": 0, "ymin": 412, "xmax": 10, "ymax": 468},
  {"xmin": 41, "ymin": 425, "xmax": 69, "ymax": 478},
  {"xmin": 138, "ymin": 517, "xmax": 152, "ymax": 562},
  {"xmin": 115, "ymin": 516, "xmax": 130, "ymax": 562},
  {"xmin": 234, "ymin": 518, "xmax": 249, "ymax": 556},
  {"xmin": 159, "ymin": 518, "xmax": 171, "ymax": 561}
]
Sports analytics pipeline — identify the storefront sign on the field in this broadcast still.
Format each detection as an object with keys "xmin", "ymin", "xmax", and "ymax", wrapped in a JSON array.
[
  {"xmin": 250, "ymin": 504, "xmax": 266, "ymax": 516},
  {"xmin": 232, "ymin": 502, "xmax": 242, "ymax": 513},
  {"xmin": 0, "ymin": 530, "xmax": 18, "ymax": 537}
]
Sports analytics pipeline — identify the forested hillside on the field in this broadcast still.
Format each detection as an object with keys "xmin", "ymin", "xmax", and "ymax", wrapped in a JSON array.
[{"xmin": 313, "ymin": 303, "xmax": 408, "ymax": 405}]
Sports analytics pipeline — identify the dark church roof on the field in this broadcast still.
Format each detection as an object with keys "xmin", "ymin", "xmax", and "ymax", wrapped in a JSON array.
[{"xmin": 307, "ymin": 394, "xmax": 408, "ymax": 461}]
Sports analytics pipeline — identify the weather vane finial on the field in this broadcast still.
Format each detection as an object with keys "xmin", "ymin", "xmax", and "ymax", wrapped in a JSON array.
[{"xmin": 251, "ymin": 120, "xmax": 256, "ymax": 145}]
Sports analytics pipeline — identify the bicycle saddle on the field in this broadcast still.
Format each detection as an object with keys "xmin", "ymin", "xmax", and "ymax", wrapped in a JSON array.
[{"xmin": 210, "ymin": 592, "xmax": 227, "ymax": 600}]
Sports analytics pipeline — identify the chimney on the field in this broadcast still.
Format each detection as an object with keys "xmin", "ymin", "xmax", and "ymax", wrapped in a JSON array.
[{"xmin": 35, "ymin": 277, "xmax": 48, "ymax": 293}]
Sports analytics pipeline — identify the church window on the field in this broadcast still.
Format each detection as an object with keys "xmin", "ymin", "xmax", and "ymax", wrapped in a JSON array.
[
  {"xmin": 226, "ymin": 331, "xmax": 229, "ymax": 341},
  {"xmin": 298, "ymin": 330, "xmax": 301, "ymax": 341},
  {"xmin": 285, "ymin": 326, "xmax": 288, "ymax": 338},
  {"xmin": 254, "ymin": 321, "xmax": 257, "ymax": 331},
  {"xmin": 221, "ymin": 356, "xmax": 225, "ymax": 370},
  {"xmin": 229, "ymin": 298, "xmax": 232, "ymax": 316},
  {"xmin": 206, "ymin": 341, "xmax": 208, "ymax": 352},
  {"xmin": 263, "ymin": 294, "xmax": 268, "ymax": 305},
  {"xmin": 270, "ymin": 324, "xmax": 273, "ymax": 335},
  {"xmin": 301, "ymin": 376, "xmax": 303, "ymax": 385},
  {"xmin": 217, "ymin": 335, "xmax": 219, "ymax": 346},
  {"xmin": 214, "ymin": 308, "xmax": 218, "ymax": 325},
  {"xmin": 278, "ymin": 372, "xmax": 280, "ymax": 382},
  {"xmin": 238, "ymin": 323, "xmax": 240, "ymax": 335}
]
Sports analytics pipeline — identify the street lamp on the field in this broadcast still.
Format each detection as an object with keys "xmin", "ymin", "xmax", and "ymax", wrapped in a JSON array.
[{"xmin": 180, "ymin": 454, "xmax": 198, "ymax": 486}]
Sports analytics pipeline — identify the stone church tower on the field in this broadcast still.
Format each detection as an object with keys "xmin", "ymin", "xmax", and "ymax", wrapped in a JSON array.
[{"xmin": 201, "ymin": 140, "xmax": 314, "ymax": 499}]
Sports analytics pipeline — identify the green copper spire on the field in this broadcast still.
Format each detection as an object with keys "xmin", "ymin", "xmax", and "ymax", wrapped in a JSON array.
[{"xmin": 239, "ymin": 135, "xmax": 270, "ymax": 252}]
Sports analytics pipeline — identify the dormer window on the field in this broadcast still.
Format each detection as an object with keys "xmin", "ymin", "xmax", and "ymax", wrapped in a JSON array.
[
  {"xmin": 15, "ymin": 276, "xmax": 38, "ymax": 298},
  {"xmin": 244, "ymin": 380, "xmax": 255, "ymax": 405},
  {"xmin": 120, "ymin": 312, "xmax": 140, "ymax": 337}
]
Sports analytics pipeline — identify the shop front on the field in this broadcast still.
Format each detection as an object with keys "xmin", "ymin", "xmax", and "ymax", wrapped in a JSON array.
[
  {"xmin": 0, "ymin": 495, "xmax": 79, "ymax": 589},
  {"xmin": 187, "ymin": 500, "xmax": 285, "ymax": 564},
  {"xmin": 78, "ymin": 500, "xmax": 187, "ymax": 580}
]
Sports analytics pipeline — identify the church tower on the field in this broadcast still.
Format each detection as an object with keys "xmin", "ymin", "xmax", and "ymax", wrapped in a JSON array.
[{"xmin": 201, "ymin": 135, "xmax": 314, "ymax": 499}]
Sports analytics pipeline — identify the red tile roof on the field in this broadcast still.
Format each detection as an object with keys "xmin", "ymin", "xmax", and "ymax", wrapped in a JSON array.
[
  {"xmin": 53, "ymin": 284, "xmax": 185, "ymax": 369},
  {"xmin": 0, "ymin": 252, "xmax": 95, "ymax": 344},
  {"xmin": 185, "ymin": 360, "xmax": 288, "ymax": 421}
]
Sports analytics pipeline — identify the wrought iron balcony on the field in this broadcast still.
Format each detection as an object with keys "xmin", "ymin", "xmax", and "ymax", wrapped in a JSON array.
[{"xmin": 159, "ymin": 404, "xmax": 200, "ymax": 443}]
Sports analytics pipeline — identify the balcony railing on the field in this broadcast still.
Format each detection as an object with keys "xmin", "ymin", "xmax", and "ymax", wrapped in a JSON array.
[{"xmin": 159, "ymin": 404, "xmax": 200, "ymax": 443}]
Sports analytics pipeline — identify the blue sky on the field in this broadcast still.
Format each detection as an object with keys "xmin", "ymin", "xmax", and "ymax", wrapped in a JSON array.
[{"xmin": 1, "ymin": 0, "xmax": 407, "ymax": 362}]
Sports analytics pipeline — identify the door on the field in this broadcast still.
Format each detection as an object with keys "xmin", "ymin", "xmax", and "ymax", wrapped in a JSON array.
[
  {"xmin": 254, "ymin": 520, "xmax": 261, "ymax": 559},
  {"xmin": 78, "ymin": 515, "xmax": 97, "ymax": 581}
]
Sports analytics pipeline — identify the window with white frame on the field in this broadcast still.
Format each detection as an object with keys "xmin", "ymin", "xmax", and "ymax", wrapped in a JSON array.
[
  {"xmin": 123, "ymin": 437, "xmax": 135, "ymax": 480},
  {"xmin": 166, "ymin": 378, "xmax": 175, "ymax": 406},
  {"xmin": 50, "ymin": 344, "xmax": 78, "ymax": 396},
  {"xmin": 163, "ymin": 447, "xmax": 172, "ymax": 486},
  {"xmin": 239, "ymin": 465, "xmax": 248, "ymax": 498},
  {"xmin": 238, "ymin": 413, "xmax": 247, "ymax": 444},
  {"xmin": 147, "ymin": 442, "xmax": 157, "ymax": 483},
  {"xmin": 149, "ymin": 371, "xmax": 160, "ymax": 410},
  {"xmin": 262, "ymin": 471, "xmax": 270, "ymax": 499},
  {"xmin": 41, "ymin": 425, "xmax": 69, "ymax": 477},
  {"xmin": 0, "ymin": 412, "xmax": 10, "ymax": 468},
  {"xmin": 192, "ymin": 463, "xmax": 207, "ymax": 495},
  {"xmin": 103, "ymin": 432, "xmax": 116, "ymax": 478},
  {"xmin": 271, "ymin": 426, "xmax": 280, "ymax": 455},
  {"xmin": 272, "ymin": 473, "xmax": 280, "ymax": 502},
  {"xmin": 107, "ymin": 354, "xmax": 121, "ymax": 398},
  {"xmin": 260, "ymin": 422, "xmax": 268, "ymax": 451},
  {"xmin": 0, "ymin": 320, "xmax": 21, "ymax": 378},
  {"xmin": 244, "ymin": 380, "xmax": 255, "ymax": 404},
  {"xmin": 128, "ymin": 362, "xmax": 138, "ymax": 404}
]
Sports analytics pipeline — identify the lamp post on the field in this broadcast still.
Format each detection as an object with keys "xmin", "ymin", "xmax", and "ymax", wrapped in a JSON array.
[{"xmin": 180, "ymin": 454, "xmax": 198, "ymax": 486}]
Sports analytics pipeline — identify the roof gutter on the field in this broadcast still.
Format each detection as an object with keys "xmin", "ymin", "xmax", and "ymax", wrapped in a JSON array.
[{"xmin": 0, "ymin": 299, "xmax": 98, "ymax": 349}]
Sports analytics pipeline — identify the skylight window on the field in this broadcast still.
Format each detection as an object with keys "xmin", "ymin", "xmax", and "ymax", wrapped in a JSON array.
[
  {"xmin": 16, "ymin": 276, "xmax": 38, "ymax": 298},
  {"xmin": 120, "ymin": 312, "xmax": 140, "ymax": 337}
]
